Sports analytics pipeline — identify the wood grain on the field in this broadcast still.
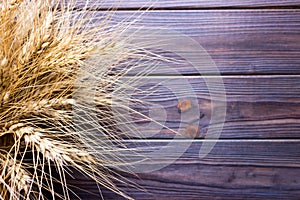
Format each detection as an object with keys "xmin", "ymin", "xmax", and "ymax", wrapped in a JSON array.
[
  {"xmin": 67, "ymin": 140, "xmax": 300, "ymax": 199},
  {"xmin": 73, "ymin": 0, "xmax": 300, "ymax": 9},
  {"xmin": 66, "ymin": 2, "xmax": 300, "ymax": 200},
  {"xmin": 119, "ymin": 76, "xmax": 300, "ymax": 139},
  {"xmin": 89, "ymin": 10, "xmax": 300, "ymax": 75}
]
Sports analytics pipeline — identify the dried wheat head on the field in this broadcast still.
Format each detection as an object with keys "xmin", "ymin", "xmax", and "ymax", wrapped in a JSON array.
[{"xmin": 0, "ymin": 0, "xmax": 155, "ymax": 199}]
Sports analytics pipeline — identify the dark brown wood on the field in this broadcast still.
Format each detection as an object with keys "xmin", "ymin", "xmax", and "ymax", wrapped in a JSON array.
[
  {"xmin": 68, "ymin": 140, "xmax": 300, "ymax": 199},
  {"xmin": 119, "ymin": 76, "xmax": 300, "ymax": 139},
  {"xmin": 89, "ymin": 10, "xmax": 300, "ymax": 75},
  {"xmin": 73, "ymin": 0, "xmax": 300, "ymax": 9},
  {"xmin": 66, "ymin": 2, "xmax": 300, "ymax": 200}
]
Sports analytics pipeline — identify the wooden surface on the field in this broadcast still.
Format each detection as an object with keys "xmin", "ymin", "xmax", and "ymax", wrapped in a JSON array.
[
  {"xmin": 75, "ymin": 0, "xmax": 300, "ymax": 9},
  {"xmin": 70, "ymin": 141, "xmax": 300, "ymax": 199},
  {"xmin": 91, "ymin": 10, "xmax": 300, "ymax": 75},
  {"xmin": 119, "ymin": 76, "xmax": 300, "ymax": 139},
  {"xmin": 70, "ymin": 1, "xmax": 300, "ymax": 199}
]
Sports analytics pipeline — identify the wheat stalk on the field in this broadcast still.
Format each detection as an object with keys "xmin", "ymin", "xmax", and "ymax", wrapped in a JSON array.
[
  {"xmin": 0, "ymin": 0, "xmax": 157, "ymax": 199},
  {"xmin": 0, "ymin": 154, "xmax": 32, "ymax": 199}
]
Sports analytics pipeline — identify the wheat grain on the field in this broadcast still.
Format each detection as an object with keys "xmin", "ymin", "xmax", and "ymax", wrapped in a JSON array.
[
  {"xmin": 0, "ymin": 155, "xmax": 32, "ymax": 199},
  {"xmin": 0, "ymin": 0, "xmax": 158, "ymax": 199}
]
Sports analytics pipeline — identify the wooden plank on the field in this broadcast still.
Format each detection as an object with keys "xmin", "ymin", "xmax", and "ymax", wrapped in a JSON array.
[
  {"xmin": 117, "ymin": 76, "xmax": 300, "ymax": 139},
  {"xmin": 67, "ymin": 140, "xmax": 300, "ymax": 199},
  {"xmin": 90, "ymin": 10, "xmax": 300, "ymax": 75},
  {"xmin": 73, "ymin": 0, "xmax": 300, "ymax": 9}
]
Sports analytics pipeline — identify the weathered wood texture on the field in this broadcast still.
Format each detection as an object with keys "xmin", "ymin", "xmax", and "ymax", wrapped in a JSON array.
[
  {"xmin": 122, "ymin": 76, "xmax": 300, "ymax": 139},
  {"xmin": 74, "ymin": 0, "xmax": 300, "ymax": 9},
  {"xmin": 68, "ymin": 140, "xmax": 300, "ymax": 199},
  {"xmin": 90, "ymin": 10, "xmax": 300, "ymax": 75},
  {"xmin": 68, "ymin": 1, "xmax": 300, "ymax": 199}
]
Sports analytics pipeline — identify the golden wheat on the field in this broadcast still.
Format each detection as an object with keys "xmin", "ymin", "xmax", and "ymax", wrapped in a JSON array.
[{"xmin": 0, "ymin": 0, "xmax": 157, "ymax": 199}]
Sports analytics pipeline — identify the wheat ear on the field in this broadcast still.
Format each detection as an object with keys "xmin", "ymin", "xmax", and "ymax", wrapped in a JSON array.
[{"xmin": 0, "ymin": 0, "xmax": 158, "ymax": 199}]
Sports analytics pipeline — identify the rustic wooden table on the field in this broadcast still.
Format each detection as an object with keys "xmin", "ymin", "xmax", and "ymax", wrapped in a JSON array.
[{"xmin": 67, "ymin": 1, "xmax": 300, "ymax": 199}]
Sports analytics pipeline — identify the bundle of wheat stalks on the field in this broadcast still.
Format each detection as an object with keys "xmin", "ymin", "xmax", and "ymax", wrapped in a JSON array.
[{"xmin": 0, "ymin": 0, "xmax": 152, "ymax": 199}]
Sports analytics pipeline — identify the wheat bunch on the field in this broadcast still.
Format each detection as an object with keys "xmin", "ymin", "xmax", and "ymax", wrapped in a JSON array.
[{"xmin": 0, "ymin": 0, "xmax": 155, "ymax": 199}]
